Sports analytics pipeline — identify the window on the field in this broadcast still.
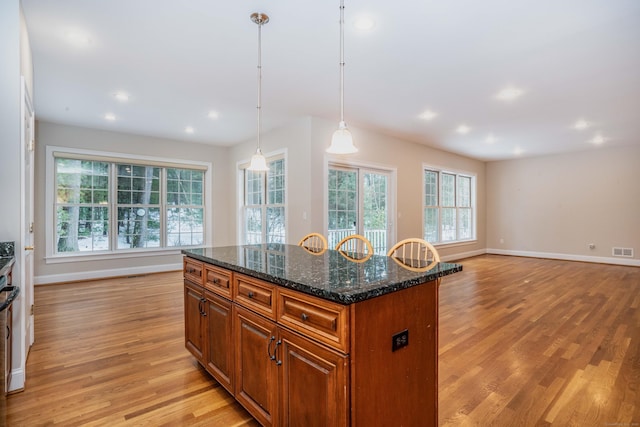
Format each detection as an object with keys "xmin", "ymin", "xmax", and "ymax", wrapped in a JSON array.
[
  {"xmin": 51, "ymin": 150, "xmax": 208, "ymax": 256},
  {"xmin": 242, "ymin": 157, "xmax": 286, "ymax": 244},
  {"xmin": 327, "ymin": 164, "xmax": 392, "ymax": 254},
  {"xmin": 423, "ymin": 168, "xmax": 475, "ymax": 244}
]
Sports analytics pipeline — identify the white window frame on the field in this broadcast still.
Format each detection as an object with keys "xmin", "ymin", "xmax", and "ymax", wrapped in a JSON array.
[
  {"xmin": 422, "ymin": 163, "xmax": 477, "ymax": 246},
  {"xmin": 237, "ymin": 149, "xmax": 288, "ymax": 245},
  {"xmin": 45, "ymin": 146, "xmax": 212, "ymax": 263}
]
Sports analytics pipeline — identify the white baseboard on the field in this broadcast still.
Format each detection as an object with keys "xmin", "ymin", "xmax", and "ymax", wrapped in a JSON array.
[
  {"xmin": 8, "ymin": 367, "xmax": 25, "ymax": 392},
  {"xmin": 441, "ymin": 248, "xmax": 486, "ymax": 262},
  {"xmin": 34, "ymin": 263, "xmax": 183, "ymax": 285},
  {"xmin": 486, "ymin": 248, "xmax": 640, "ymax": 267}
]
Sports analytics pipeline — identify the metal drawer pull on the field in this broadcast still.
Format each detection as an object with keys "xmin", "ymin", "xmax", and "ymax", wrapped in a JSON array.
[
  {"xmin": 301, "ymin": 313, "xmax": 309, "ymax": 321},
  {"xmin": 248, "ymin": 291, "xmax": 255, "ymax": 299},
  {"xmin": 267, "ymin": 335, "xmax": 276, "ymax": 360}
]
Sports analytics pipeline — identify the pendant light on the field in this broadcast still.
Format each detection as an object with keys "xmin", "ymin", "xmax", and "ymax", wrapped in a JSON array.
[
  {"xmin": 248, "ymin": 12, "xmax": 270, "ymax": 171},
  {"xmin": 327, "ymin": 0, "xmax": 358, "ymax": 154}
]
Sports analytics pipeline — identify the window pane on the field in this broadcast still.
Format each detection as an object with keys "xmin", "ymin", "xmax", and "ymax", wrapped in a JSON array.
[
  {"xmin": 441, "ymin": 207, "xmax": 456, "ymax": 242},
  {"xmin": 245, "ymin": 207, "xmax": 263, "ymax": 244},
  {"xmin": 266, "ymin": 207, "xmax": 285, "ymax": 244},
  {"xmin": 441, "ymin": 173, "xmax": 455, "ymax": 207},
  {"xmin": 458, "ymin": 176, "xmax": 471, "ymax": 207},
  {"xmin": 55, "ymin": 158, "xmax": 110, "ymax": 253},
  {"xmin": 363, "ymin": 173, "xmax": 388, "ymax": 254},
  {"xmin": 327, "ymin": 168, "xmax": 357, "ymax": 248},
  {"xmin": 424, "ymin": 170, "xmax": 438, "ymax": 206},
  {"xmin": 245, "ymin": 170, "xmax": 263, "ymax": 205},
  {"xmin": 424, "ymin": 207, "xmax": 439, "ymax": 243},
  {"xmin": 117, "ymin": 207, "xmax": 161, "ymax": 249},
  {"xmin": 117, "ymin": 164, "xmax": 160, "ymax": 206},
  {"xmin": 267, "ymin": 159, "xmax": 285, "ymax": 205},
  {"xmin": 458, "ymin": 207, "xmax": 472, "ymax": 240},
  {"xmin": 167, "ymin": 207, "xmax": 204, "ymax": 246}
]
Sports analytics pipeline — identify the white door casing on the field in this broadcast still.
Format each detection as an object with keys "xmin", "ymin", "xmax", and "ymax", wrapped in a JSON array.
[{"xmin": 15, "ymin": 76, "xmax": 35, "ymax": 391}]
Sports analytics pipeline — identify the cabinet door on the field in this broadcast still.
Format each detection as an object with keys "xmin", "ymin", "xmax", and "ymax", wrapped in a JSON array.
[
  {"xmin": 184, "ymin": 281, "xmax": 204, "ymax": 361},
  {"xmin": 204, "ymin": 290, "xmax": 233, "ymax": 393},
  {"xmin": 279, "ymin": 328, "xmax": 349, "ymax": 427},
  {"xmin": 234, "ymin": 306, "xmax": 279, "ymax": 427}
]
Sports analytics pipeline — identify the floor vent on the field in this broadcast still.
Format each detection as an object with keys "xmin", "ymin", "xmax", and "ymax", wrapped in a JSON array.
[{"xmin": 612, "ymin": 247, "xmax": 634, "ymax": 257}]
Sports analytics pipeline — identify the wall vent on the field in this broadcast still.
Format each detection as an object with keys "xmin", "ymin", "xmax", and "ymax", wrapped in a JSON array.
[{"xmin": 612, "ymin": 247, "xmax": 634, "ymax": 257}]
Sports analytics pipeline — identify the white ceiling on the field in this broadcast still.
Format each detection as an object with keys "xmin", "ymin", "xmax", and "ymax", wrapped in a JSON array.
[{"xmin": 21, "ymin": 0, "xmax": 640, "ymax": 161}]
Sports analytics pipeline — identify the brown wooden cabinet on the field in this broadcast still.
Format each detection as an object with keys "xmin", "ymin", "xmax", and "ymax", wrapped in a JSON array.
[
  {"xmin": 234, "ymin": 305, "xmax": 279, "ymax": 427},
  {"xmin": 184, "ymin": 255, "xmax": 440, "ymax": 426},
  {"xmin": 278, "ymin": 327, "xmax": 348, "ymax": 427},
  {"xmin": 204, "ymin": 290, "xmax": 234, "ymax": 393},
  {"xmin": 184, "ymin": 280, "xmax": 205, "ymax": 361}
]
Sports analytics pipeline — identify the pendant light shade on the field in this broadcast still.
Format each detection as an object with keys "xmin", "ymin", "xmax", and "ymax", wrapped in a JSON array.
[
  {"xmin": 327, "ymin": 0, "xmax": 357, "ymax": 154},
  {"xmin": 248, "ymin": 12, "xmax": 270, "ymax": 171},
  {"xmin": 249, "ymin": 148, "xmax": 268, "ymax": 171}
]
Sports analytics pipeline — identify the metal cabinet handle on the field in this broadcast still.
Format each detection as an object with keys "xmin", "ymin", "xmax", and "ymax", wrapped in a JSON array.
[
  {"xmin": 6, "ymin": 325, "xmax": 9, "ymax": 339},
  {"xmin": 267, "ymin": 335, "xmax": 276, "ymax": 360},
  {"xmin": 301, "ymin": 313, "xmax": 309, "ymax": 321},
  {"xmin": 274, "ymin": 340, "xmax": 282, "ymax": 366},
  {"xmin": 248, "ymin": 291, "xmax": 255, "ymax": 299}
]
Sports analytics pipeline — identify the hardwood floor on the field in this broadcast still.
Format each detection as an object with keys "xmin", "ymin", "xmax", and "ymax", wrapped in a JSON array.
[{"xmin": 5, "ymin": 255, "xmax": 640, "ymax": 426}]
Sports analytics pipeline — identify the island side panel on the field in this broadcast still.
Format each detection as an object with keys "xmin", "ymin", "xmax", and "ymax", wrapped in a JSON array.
[{"xmin": 350, "ymin": 279, "xmax": 439, "ymax": 427}]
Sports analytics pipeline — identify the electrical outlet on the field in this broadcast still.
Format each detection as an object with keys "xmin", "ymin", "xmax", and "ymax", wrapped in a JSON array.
[
  {"xmin": 588, "ymin": 243, "xmax": 595, "ymax": 249},
  {"xmin": 392, "ymin": 329, "xmax": 409, "ymax": 352}
]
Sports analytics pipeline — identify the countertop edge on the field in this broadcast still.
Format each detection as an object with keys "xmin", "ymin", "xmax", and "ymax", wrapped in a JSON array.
[{"xmin": 182, "ymin": 250, "xmax": 462, "ymax": 305}]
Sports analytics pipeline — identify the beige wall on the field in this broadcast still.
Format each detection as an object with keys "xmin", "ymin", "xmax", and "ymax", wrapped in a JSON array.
[
  {"xmin": 486, "ymin": 145, "xmax": 640, "ymax": 263},
  {"xmin": 34, "ymin": 121, "xmax": 232, "ymax": 283}
]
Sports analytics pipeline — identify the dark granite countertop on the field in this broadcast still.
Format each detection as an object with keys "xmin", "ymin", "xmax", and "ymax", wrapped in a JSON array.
[
  {"xmin": 0, "ymin": 257, "xmax": 15, "ymax": 280},
  {"xmin": 182, "ymin": 244, "xmax": 462, "ymax": 304}
]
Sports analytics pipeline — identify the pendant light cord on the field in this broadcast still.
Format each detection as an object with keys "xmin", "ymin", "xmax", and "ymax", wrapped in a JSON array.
[
  {"xmin": 256, "ymin": 18, "xmax": 263, "ymax": 152},
  {"xmin": 339, "ymin": 0, "xmax": 345, "ymax": 124}
]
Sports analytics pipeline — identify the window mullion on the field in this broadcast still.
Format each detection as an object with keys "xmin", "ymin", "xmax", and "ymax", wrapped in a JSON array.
[{"xmin": 110, "ymin": 162, "xmax": 117, "ymax": 252}]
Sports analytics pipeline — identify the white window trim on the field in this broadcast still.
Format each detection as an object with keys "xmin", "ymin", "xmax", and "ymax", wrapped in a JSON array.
[
  {"xmin": 236, "ymin": 148, "xmax": 288, "ymax": 245},
  {"xmin": 421, "ymin": 162, "xmax": 477, "ymax": 246},
  {"xmin": 323, "ymin": 155, "xmax": 398, "ymax": 250},
  {"xmin": 45, "ymin": 145, "xmax": 213, "ymax": 263}
]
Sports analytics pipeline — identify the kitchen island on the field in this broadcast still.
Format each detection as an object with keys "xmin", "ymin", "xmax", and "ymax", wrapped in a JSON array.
[{"xmin": 182, "ymin": 244, "xmax": 462, "ymax": 427}]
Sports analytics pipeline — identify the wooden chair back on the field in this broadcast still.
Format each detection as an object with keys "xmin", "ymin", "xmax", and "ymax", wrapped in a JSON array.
[
  {"xmin": 298, "ymin": 233, "xmax": 328, "ymax": 254},
  {"xmin": 334, "ymin": 234, "xmax": 374, "ymax": 257},
  {"xmin": 387, "ymin": 238, "xmax": 440, "ymax": 270}
]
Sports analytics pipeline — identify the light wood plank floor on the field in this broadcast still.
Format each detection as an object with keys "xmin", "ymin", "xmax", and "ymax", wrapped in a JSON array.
[{"xmin": 6, "ymin": 255, "xmax": 640, "ymax": 426}]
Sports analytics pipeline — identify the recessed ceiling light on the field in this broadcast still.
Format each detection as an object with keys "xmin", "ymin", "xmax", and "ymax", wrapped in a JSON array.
[
  {"xmin": 456, "ymin": 124, "xmax": 470, "ymax": 134},
  {"xmin": 208, "ymin": 111, "xmax": 219, "ymax": 119},
  {"xmin": 573, "ymin": 119, "xmax": 590, "ymax": 130},
  {"xmin": 354, "ymin": 17, "xmax": 375, "ymax": 31},
  {"xmin": 495, "ymin": 86, "xmax": 524, "ymax": 101},
  {"xmin": 419, "ymin": 110, "xmax": 438, "ymax": 121},
  {"xmin": 114, "ymin": 91, "xmax": 129, "ymax": 102},
  {"xmin": 485, "ymin": 134, "xmax": 497, "ymax": 144},
  {"xmin": 104, "ymin": 113, "xmax": 116, "ymax": 121},
  {"xmin": 185, "ymin": 126, "xmax": 194, "ymax": 134},
  {"xmin": 590, "ymin": 134, "xmax": 606, "ymax": 145}
]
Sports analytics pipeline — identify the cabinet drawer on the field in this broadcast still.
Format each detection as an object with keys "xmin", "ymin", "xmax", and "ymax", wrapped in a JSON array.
[
  {"xmin": 184, "ymin": 257, "xmax": 204, "ymax": 285},
  {"xmin": 277, "ymin": 289, "xmax": 349, "ymax": 353},
  {"xmin": 234, "ymin": 274, "xmax": 276, "ymax": 320},
  {"xmin": 204, "ymin": 264, "xmax": 232, "ymax": 298}
]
